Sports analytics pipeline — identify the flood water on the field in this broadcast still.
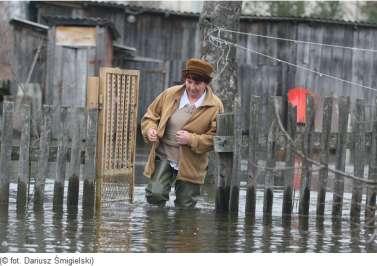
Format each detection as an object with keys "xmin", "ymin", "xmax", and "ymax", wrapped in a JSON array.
[{"xmin": 1, "ymin": 180, "xmax": 377, "ymax": 253}]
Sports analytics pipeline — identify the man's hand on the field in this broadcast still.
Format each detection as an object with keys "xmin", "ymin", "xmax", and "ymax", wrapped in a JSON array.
[
  {"xmin": 147, "ymin": 128, "xmax": 158, "ymax": 142},
  {"xmin": 176, "ymin": 130, "xmax": 191, "ymax": 145}
]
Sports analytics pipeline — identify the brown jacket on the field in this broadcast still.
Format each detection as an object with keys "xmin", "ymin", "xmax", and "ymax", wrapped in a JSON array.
[{"xmin": 141, "ymin": 84, "xmax": 224, "ymax": 184}]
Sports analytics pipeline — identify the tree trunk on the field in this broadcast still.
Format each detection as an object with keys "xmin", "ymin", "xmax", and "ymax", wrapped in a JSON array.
[
  {"xmin": 199, "ymin": 1, "xmax": 241, "ymax": 112},
  {"xmin": 199, "ymin": 1, "xmax": 242, "ymax": 211}
]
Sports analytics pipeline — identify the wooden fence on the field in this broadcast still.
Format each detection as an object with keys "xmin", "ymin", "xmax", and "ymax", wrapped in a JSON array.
[
  {"xmin": 214, "ymin": 95, "xmax": 377, "ymax": 225},
  {"xmin": 0, "ymin": 101, "xmax": 98, "ymax": 217}
]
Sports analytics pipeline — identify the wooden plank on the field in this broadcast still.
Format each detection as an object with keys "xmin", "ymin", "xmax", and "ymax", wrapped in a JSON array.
[
  {"xmin": 215, "ymin": 112, "xmax": 233, "ymax": 212},
  {"xmin": 263, "ymin": 96, "xmax": 277, "ymax": 221},
  {"xmin": 366, "ymin": 97, "xmax": 377, "ymax": 225},
  {"xmin": 350, "ymin": 99, "xmax": 366, "ymax": 223},
  {"xmin": 95, "ymin": 26, "xmax": 106, "ymax": 75},
  {"xmin": 307, "ymin": 25, "xmax": 323, "ymax": 91},
  {"xmin": 83, "ymin": 109, "xmax": 98, "ymax": 217},
  {"xmin": 338, "ymin": 26, "xmax": 353, "ymax": 97},
  {"xmin": 114, "ymin": 73, "xmax": 123, "ymax": 169},
  {"xmin": 329, "ymin": 26, "xmax": 345, "ymax": 97},
  {"xmin": 0, "ymin": 101, "xmax": 14, "ymax": 206},
  {"xmin": 128, "ymin": 74, "xmax": 139, "ymax": 202},
  {"xmin": 56, "ymin": 26, "xmax": 96, "ymax": 47},
  {"xmin": 318, "ymin": 26, "xmax": 333, "ymax": 96},
  {"xmin": 76, "ymin": 48, "xmax": 88, "ymax": 107},
  {"xmin": 332, "ymin": 96, "xmax": 351, "ymax": 219},
  {"xmin": 87, "ymin": 47, "xmax": 96, "ymax": 77},
  {"xmin": 16, "ymin": 104, "xmax": 31, "ymax": 214},
  {"xmin": 299, "ymin": 96, "xmax": 315, "ymax": 217},
  {"xmin": 350, "ymin": 30, "xmax": 365, "ymax": 100},
  {"xmin": 213, "ymin": 136, "xmax": 234, "ymax": 152},
  {"xmin": 86, "ymin": 76, "xmax": 99, "ymax": 110},
  {"xmin": 52, "ymin": 44, "xmax": 63, "ymax": 106},
  {"xmin": 245, "ymin": 96, "xmax": 260, "ymax": 219},
  {"xmin": 295, "ymin": 23, "xmax": 311, "ymax": 86},
  {"xmin": 61, "ymin": 47, "xmax": 76, "ymax": 107},
  {"xmin": 34, "ymin": 105, "xmax": 52, "ymax": 210},
  {"xmin": 45, "ymin": 27, "xmax": 56, "ymax": 105},
  {"xmin": 95, "ymin": 68, "xmax": 106, "ymax": 211},
  {"xmin": 123, "ymin": 75, "xmax": 131, "ymax": 167},
  {"xmin": 67, "ymin": 107, "xmax": 83, "ymax": 210},
  {"xmin": 316, "ymin": 97, "xmax": 333, "ymax": 218},
  {"xmin": 282, "ymin": 102, "xmax": 297, "ymax": 218},
  {"xmin": 108, "ymin": 73, "xmax": 116, "ymax": 170},
  {"xmin": 229, "ymin": 98, "xmax": 241, "ymax": 213},
  {"xmin": 53, "ymin": 106, "xmax": 69, "ymax": 213}
]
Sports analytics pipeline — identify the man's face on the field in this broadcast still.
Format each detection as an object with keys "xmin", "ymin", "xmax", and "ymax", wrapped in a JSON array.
[{"xmin": 185, "ymin": 78, "xmax": 207, "ymax": 100}]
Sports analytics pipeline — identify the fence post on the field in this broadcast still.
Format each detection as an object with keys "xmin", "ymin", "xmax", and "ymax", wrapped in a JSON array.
[
  {"xmin": 83, "ymin": 109, "xmax": 98, "ymax": 217},
  {"xmin": 332, "ymin": 96, "xmax": 351, "ymax": 219},
  {"xmin": 67, "ymin": 107, "xmax": 84, "ymax": 211},
  {"xmin": 350, "ymin": 99, "xmax": 366, "ymax": 223},
  {"xmin": 0, "ymin": 101, "xmax": 14, "ymax": 207},
  {"xmin": 53, "ymin": 106, "xmax": 69, "ymax": 212},
  {"xmin": 16, "ymin": 104, "xmax": 31, "ymax": 214},
  {"xmin": 316, "ymin": 97, "xmax": 333, "ymax": 218},
  {"xmin": 366, "ymin": 98, "xmax": 377, "ymax": 225},
  {"xmin": 245, "ymin": 96, "xmax": 261, "ymax": 219},
  {"xmin": 282, "ymin": 102, "xmax": 297, "ymax": 219},
  {"xmin": 34, "ymin": 105, "xmax": 52, "ymax": 210},
  {"xmin": 214, "ymin": 113, "xmax": 234, "ymax": 212},
  {"xmin": 263, "ymin": 96, "xmax": 278, "ymax": 221},
  {"xmin": 0, "ymin": 81, "xmax": 10, "ymax": 102},
  {"xmin": 229, "ymin": 100, "xmax": 241, "ymax": 213},
  {"xmin": 298, "ymin": 96, "xmax": 315, "ymax": 217}
]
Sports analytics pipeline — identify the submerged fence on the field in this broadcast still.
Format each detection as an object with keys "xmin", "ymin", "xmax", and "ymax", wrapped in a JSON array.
[
  {"xmin": 214, "ymin": 95, "xmax": 377, "ymax": 225},
  {"xmin": 0, "ymin": 100, "xmax": 98, "ymax": 217}
]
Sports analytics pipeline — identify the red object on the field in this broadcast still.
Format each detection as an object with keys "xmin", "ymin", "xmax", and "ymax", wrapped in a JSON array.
[{"xmin": 288, "ymin": 87, "xmax": 311, "ymax": 124}]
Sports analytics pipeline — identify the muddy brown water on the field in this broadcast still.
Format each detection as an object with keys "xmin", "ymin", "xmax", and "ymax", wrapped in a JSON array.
[{"xmin": 0, "ymin": 180, "xmax": 376, "ymax": 252}]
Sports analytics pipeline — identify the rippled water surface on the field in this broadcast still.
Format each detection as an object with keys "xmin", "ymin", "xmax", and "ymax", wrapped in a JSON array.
[{"xmin": 1, "ymin": 180, "xmax": 377, "ymax": 252}]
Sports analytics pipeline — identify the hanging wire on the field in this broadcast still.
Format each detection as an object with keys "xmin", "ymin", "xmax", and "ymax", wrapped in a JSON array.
[
  {"xmin": 208, "ymin": 32, "xmax": 377, "ymax": 94},
  {"xmin": 217, "ymin": 27, "xmax": 377, "ymax": 53}
]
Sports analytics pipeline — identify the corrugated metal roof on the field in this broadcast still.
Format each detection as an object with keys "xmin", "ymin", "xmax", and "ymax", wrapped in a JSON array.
[
  {"xmin": 240, "ymin": 15, "xmax": 377, "ymax": 28},
  {"xmin": 83, "ymin": 1, "xmax": 377, "ymax": 28},
  {"xmin": 83, "ymin": 1, "xmax": 200, "ymax": 18},
  {"xmin": 43, "ymin": 15, "xmax": 120, "ymax": 39},
  {"xmin": 35, "ymin": 1, "xmax": 377, "ymax": 29}
]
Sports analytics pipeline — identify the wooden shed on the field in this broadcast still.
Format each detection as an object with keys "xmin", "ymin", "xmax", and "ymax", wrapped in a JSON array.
[
  {"xmin": 9, "ymin": 18, "xmax": 48, "ymax": 97},
  {"xmin": 43, "ymin": 16, "xmax": 119, "ymax": 107}
]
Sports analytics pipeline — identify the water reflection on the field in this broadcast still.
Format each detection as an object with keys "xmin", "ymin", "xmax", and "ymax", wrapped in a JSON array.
[
  {"xmin": 144, "ymin": 208, "xmax": 170, "ymax": 252},
  {"xmin": 350, "ymin": 222, "xmax": 362, "ymax": 252},
  {"xmin": 280, "ymin": 223, "xmax": 292, "ymax": 252},
  {"xmin": 0, "ymin": 206, "xmax": 9, "ymax": 252},
  {"xmin": 297, "ymin": 218, "xmax": 309, "ymax": 252},
  {"xmin": 34, "ymin": 210, "xmax": 46, "ymax": 252},
  {"xmin": 330, "ymin": 218, "xmax": 342, "ymax": 252},
  {"xmin": 1, "ymin": 185, "xmax": 377, "ymax": 252},
  {"xmin": 243, "ymin": 218, "xmax": 255, "ymax": 252},
  {"xmin": 80, "ymin": 212, "xmax": 96, "ymax": 252},
  {"xmin": 314, "ymin": 218, "xmax": 325, "ymax": 252},
  {"xmin": 52, "ymin": 211, "xmax": 64, "ymax": 252},
  {"xmin": 66, "ymin": 209, "xmax": 78, "ymax": 253}
]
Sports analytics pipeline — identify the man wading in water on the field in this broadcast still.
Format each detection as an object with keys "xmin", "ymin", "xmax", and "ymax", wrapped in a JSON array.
[{"xmin": 141, "ymin": 58, "xmax": 224, "ymax": 208}]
